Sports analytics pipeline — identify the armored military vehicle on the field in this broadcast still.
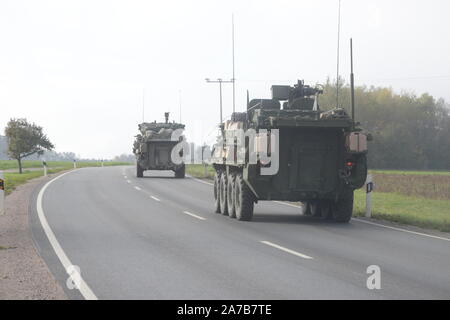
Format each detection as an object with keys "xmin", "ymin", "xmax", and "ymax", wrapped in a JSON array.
[
  {"xmin": 212, "ymin": 80, "xmax": 368, "ymax": 222},
  {"xmin": 133, "ymin": 112, "xmax": 185, "ymax": 178}
]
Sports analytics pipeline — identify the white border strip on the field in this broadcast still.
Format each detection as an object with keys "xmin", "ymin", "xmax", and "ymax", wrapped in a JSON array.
[
  {"xmin": 353, "ymin": 218, "xmax": 450, "ymax": 242},
  {"xmin": 274, "ymin": 200, "xmax": 450, "ymax": 242},
  {"xmin": 188, "ymin": 175, "xmax": 450, "ymax": 242},
  {"xmin": 186, "ymin": 175, "xmax": 213, "ymax": 186},
  {"xmin": 37, "ymin": 170, "xmax": 98, "ymax": 300}
]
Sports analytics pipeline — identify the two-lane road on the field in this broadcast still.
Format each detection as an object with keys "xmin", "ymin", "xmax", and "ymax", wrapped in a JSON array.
[{"xmin": 30, "ymin": 166, "xmax": 450, "ymax": 299}]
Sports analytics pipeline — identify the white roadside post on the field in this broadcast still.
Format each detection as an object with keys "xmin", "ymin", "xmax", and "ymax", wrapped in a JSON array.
[
  {"xmin": 201, "ymin": 145, "xmax": 208, "ymax": 178},
  {"xmin": 0, "ymin": 171, "xmax": 4, "ymax": 215},
  {"xmin": 101, "ymin": 159, "xmax": 104, "ymax": 167},
  {"xmin": 73, "ymin": 159, "xmax": 77, "ymax": 169},
  {"xmin": 43, "ymin": 160, "xmax": 48, "ymax": 177},
  {"xmin": 365, "ymin": 174, "xmax": 374, "ymax": 218}
]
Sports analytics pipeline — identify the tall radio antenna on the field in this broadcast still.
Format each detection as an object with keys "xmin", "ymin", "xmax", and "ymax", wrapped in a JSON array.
[
  {"xmin": 232, "ymin": 13, "xmax": 236, "ymax": 113},
  {"xmin": 179, "ymin": 90, "xmax": 182, "ymax": 123},
  {"xmin": 142, "ymin": 88, "xmax": 145, "ymax": 122},
  {"xmin": 336, "ymin": 0, "xmax": 341, "ymax": 108}
]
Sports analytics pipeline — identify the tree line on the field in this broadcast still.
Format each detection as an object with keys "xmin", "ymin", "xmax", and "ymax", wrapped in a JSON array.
[{"xmin": 319, "ymin": 79, "xmax": 450, "ymax": 170}]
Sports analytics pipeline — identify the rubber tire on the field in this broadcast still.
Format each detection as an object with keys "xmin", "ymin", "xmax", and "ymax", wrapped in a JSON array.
[
  {"xmin": 234, "ymin": 173, "xmax": 254, "ymax": 221},
  {"xmin": 219, "ymin": 173, "xmax": 228, "ymax": 215},
  {"xmin": 136, "ymin": 164, "xmax": 144, "ymax": 178},
  {"xmin": 309, "ymin": 201, "xmax": 332, "ymax": 220},
  {"xmin": 300, "ymin": 202, "xmax": 311, "ymax": 215},
  {"xmin": 332, "ymin": 190, "xmax": 354, "ymax": 223},
  {"xmin": 174, "ymin": 164, "xmax": 185, "ymax": 178},
  {"xmin": 214, "ymin": 172, "xmax": 221, "ymax": 213},
  {"xmin": 227, "ymin": 173, "xmax": 236, "ymax": 218}
]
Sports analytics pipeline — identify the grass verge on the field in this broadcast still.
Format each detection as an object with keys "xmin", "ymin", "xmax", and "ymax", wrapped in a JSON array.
[
  {"xmin": 2, "ymin": 162, "xmax": 131, "ymax": 195},
  {"xmin": 186, "ymin": 164, "xmax": 215, "ymax": 180},
  {"xmin": 0, "ymin": 160, "xmax": 132, "ymax": 171},
  {"xmin": 354, "ymin": 189, "xmax": 450, "ymax": 232}
]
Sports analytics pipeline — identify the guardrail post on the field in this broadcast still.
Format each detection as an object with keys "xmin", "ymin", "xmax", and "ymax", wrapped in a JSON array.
[
  {"xmin": 0, "ymin": 171, "xmax": 4, "ymax": 215},
  {"xmin": 365, "ymin": 174, "xmax": 374, "ymax": 218}
]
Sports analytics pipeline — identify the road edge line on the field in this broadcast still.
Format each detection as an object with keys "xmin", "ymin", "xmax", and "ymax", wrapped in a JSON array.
[{"xmin": 36, "ymin": 170, "xmax": 98, "ymax": 300}]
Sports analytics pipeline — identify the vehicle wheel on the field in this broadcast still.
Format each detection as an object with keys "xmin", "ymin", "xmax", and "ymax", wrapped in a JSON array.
[
  {"xmin": 300, "ymin": 202, "xmax": 311, "ymax": 215},
  {"xmin": 214, "ymin": 171, "xmax": 221, "ymax": 213},
  {"xmin": 234, "ymin": 173, "xmax": 254, "ymax": 221},
  {"xmin": 136, "ymin": 164, "xmax": 143, "ymax": 178},
  {"xmin": 319, "ymin": 201, "xmax": 332, "ymax": 220},
  {"xmin": 227, "ymin": 173, "xmax": 236, "ymax": 218},
  {"xmin": 310, "ymin": 201, "xmax": 331, "ymax": 220},
  {"xmin": 219, "ymin": 173, "xmax": 228, "ymax": 215},
  {"xmin": 174, "ymin": 164, "xmax": 185, "ymax": 178},
  {"xmin": 332, "ymin": 190, "xmax": 354, "ymax": 223}
]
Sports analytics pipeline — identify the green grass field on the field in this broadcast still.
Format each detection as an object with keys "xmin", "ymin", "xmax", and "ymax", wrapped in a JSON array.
[
  {"xmin": 0, "ymin": 160, "xmax": 131, "ymax": 171},
  {"xmin": 186, "ymin": 164, "xmax": 450, "ymax": 232},
  {"xmin": 185, "ymin": 164, "xmax": 215, "ymax": 179},
  {"xmin": 2, "ymin": 161, "xmax": 132, "ymax": 195}
]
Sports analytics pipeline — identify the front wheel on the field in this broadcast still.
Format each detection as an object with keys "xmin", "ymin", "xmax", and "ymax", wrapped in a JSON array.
[
  {"xmin": 214, "ymin": 172, "xmax": 221, "ymax": 213},
  {"xmin": 227, "ymin": 173, "xmax": 236, "ymax": 218},
  {"xmin": 234, "ymin": 173, "xmax": 254, "ymax": 221},
  {"xmin": 136, "ymin": 164, "xmax": 144, "ymax": 178},
  {"xmin": 174, "ymin": 165, "xmax": 185, "ymax": 178},
  {"xmin": 219, "ymin": 173, "xmax": 228, "ymax": 215}
]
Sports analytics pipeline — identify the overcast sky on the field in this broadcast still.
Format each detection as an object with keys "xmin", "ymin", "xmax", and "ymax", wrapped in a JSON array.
[{"xmin": 1, "ymin": 0, "xmax": 449, "ymax": 159}]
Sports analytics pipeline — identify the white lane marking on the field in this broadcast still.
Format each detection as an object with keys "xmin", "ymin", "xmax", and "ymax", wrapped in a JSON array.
[
  {"xmin": 261, "ymin": 241, "xmax": 313, "ymax": 260},
  {"xmin": 37, "ymin": 170, "xmax": 98, "ymax": 300},
  {"xmin": 126, "ymin": 180, "xmax": 131, "ymax": 184},
  {"xmin": 183, "ymin": 211, "xmax": 206, "ymax": 221},
  {"xmin": 274, "ymin": 200, "xmax": 450, "ymax": 243},
  {"xmin": 134, "ymin": 186, "xmax": 141, "ymax": 191},
  {"xmin": 187, "ymin": 175, "xmax": 213, "ymax": 186},
  {"xmin": 150, "ymin": 195, "xmax": 161, "ymax": 202},
  {"xmin": 353, "ymin": 218, "xmax": 450, "ymax": 242},
  {"xmin": 124, "ymin": 175, "xmax": 127, "ymax": 179}
]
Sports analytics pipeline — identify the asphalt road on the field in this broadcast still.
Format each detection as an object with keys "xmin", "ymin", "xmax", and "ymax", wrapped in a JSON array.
[{"xmin": 31, "ymin": 166, "xmax": 450, "ymax": 299}]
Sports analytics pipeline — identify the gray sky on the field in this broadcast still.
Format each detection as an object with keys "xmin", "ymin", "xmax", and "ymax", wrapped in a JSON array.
[{"xmin": 1, "ymin": 0, "xmax": 449, "ymax": 159}]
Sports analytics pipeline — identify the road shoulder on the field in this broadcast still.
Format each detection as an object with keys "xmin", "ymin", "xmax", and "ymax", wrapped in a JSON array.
[{"xmin": 0, "ymin": 173, "xmax": 67, "ymax": 300}]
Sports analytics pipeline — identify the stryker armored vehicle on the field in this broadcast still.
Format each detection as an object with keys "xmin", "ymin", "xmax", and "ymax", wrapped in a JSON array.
[
  {"xmin": 133, "ymin": 112, "xmax": 185, "ymax": 178},
  {"xmin": 211, "ymin": 80, "xmax": 368, "ymax": 222}
]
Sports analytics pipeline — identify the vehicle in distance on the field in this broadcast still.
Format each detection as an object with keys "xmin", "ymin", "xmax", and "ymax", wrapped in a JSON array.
[
  {"xmin": 212, "ymin": 80, "xmax": 368, "ymax": 222},
  {"xmin": 133, "ymin": 112, "xmax": 185, "ymax": 178}
]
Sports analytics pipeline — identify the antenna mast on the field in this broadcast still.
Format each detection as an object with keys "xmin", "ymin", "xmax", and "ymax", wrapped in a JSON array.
[
  {"xmin": 179, "ymin": 90, "xmax": 182, "ymax": 123},
  {"xmin": 350, "ymin": 38, "xmax": 355, "ymax": 127},
  {"xmin": 232, "ymin": 13, "xmax": 236, "ymax": 113},
  {"xmin": 142, "ymin": 88, "xmax": 145, "ymax": 122},
  {"xmin": 336, "ymin": 0, "xmax": 341, "ymax": 108}
]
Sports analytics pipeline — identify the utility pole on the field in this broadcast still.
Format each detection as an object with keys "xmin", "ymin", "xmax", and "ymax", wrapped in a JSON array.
[
  {"xmin": 205, "ymin": 78, "xmax": 233, "ymax": 124},
  {"xmin": 142, "ymin": 88, "xmax": 145, "ymax": 123},
  {"xmin": 179, "ymin": 90, "xmax": 182, "ymax": 123},
  {"xmin": 232, "ymin": 13, "xmax": 236, "ymax": 113},
  {"xmin": 336, "ymin": 0, "xmax": 341, "ymax": 108},
  {"xmin": 350, "ymin": 38, "xmax": 356, "ymax": 127}
]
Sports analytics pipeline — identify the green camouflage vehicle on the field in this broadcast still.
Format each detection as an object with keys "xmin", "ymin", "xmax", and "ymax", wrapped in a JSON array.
[
  {"xmin": 212, "ymin": 80, "xmax": 368, "ymax": 222},
  {"xmin": 133, "ymin": 112, "xmax": 186, "ymax": 178}
]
